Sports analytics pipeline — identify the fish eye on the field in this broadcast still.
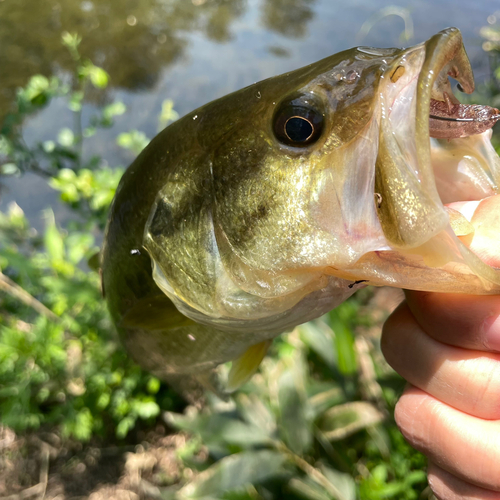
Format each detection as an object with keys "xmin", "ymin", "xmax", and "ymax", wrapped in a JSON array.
[{"xmin": 273, "ymin": 95, "xmax": 324, "ymax": 147}]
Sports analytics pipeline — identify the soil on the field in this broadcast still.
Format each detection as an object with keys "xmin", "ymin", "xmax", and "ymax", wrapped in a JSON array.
[{"xmin": 0, "ymin": 423, "xmax": 188, "ymax": 500}]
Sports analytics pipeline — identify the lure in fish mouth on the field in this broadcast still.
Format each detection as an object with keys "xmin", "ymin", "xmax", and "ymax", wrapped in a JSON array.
[{"xmin": 102, "ymin": 28, "xmax": 500, "ymax": 392}]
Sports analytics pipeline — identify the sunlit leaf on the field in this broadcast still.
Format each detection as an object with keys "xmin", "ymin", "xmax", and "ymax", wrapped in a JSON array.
[
  {"xmin": 117, "ymin": 130, "xmax": 150, "ymax": 155},
  {"xmin": 158, "ymin": 98, "xmax": 179, "ymax": 130},
  {"xmin": 147, "ymin": 377, "xmax": 161, "ymax": 394},
  {"xmin": 177, "ymin": 450, "xmax": 286, "ymax": 498},
  {"xmin": 57, "ymin": 128, "xmax": 75, "ymax": 147},
  {"xmin": 320, "ymin": 465, "xmax": 357, "ymax": 500},
  {"xmin": 317, "ymin": 401, "xmax": 385, "ymax": 441},
  {"xmin": 299, "ymin": 321, "xmax": 336, "ymax": 369},
  {"xmin": 68, "ymin": 90, "xmax": 84, "ymax": 112},
  {"xmin": 103, "ymin": 101, "xmax": 126, "ymax": 119},
  {"xmin": 0, "ymin": 163, "xmax": 19, "ymax": 176},
  {"xmin": 277, "ymin": 355, "xmax": 312, "ymax": 455},
  {"xmin": 116, "ymin": 415, "xmax": 136, "ymax": 439},
  {"xmin": 134, "ymin": 400, "xmax": 160, "ymax": 419},
  {"xmin": 235, "ymin": 393, "xmax": 276, "ymax": 437},
  {"xmin": 287, "ymin": 477, "xmax": 331, "ymax": 500},
  {"xmin": 88, "ymin": 65, "xmax": 109, "ymax": 89},
  {"xmin": 329, "ymin": 309, "xmax": 357, "ymax": 376},
  {"xmin": 165, "ymin": 411, "xmax": 272, "ymax": 448},
  {"xmin": 44, "ymin": 210, "xmax": 65, "ymax": 262}
]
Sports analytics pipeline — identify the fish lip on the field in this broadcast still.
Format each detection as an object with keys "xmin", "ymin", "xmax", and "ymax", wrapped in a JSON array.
[{"xmin": 414, "ymin": 28, "xmax": 476, "ymax": 199}]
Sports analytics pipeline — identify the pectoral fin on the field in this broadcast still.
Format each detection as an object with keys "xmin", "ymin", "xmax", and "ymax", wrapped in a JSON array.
[{"xmin": 227, "ymin": 340, "xmax": 272, "ymax": 392}]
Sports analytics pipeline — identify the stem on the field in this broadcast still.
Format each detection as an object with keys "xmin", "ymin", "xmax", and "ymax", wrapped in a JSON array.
[
  {"xmin": 0, "ymin": 272, "xmax": 60, "ymax": 323},
  {"xmin": 74, "ymin": 94, "xmax": 83, "ymax": 166},
  {"xmin": 275, "ymin": 441, "xmax": 349, "ymax": 500}
]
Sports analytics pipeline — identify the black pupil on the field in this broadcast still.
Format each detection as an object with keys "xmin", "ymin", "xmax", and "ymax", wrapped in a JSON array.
[{"xmin": 285, "ymin": 117, "xmax": 313, "ymax": 142}]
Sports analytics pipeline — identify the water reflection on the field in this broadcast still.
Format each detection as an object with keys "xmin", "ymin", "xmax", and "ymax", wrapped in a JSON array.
[
  {"xmin": 262, "ymin": 0, "xmax": 315, "ymax": 38},
  {"xmin": 0, "ymin": 0, "xmax": 318, "ymax": 124}
]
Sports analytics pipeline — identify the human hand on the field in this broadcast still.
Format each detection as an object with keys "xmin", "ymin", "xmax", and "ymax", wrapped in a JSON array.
[{"xmin": 381, "ymin": 195, "xmax": 500, "ymax": 500}]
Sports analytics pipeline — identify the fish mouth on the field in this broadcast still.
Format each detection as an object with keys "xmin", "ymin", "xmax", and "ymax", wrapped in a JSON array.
[{"xmin": 415, "ymin": 28, "xmax": 500, "ymax": 199}]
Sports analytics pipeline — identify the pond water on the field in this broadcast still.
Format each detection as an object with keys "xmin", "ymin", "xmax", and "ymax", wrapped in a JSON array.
[{"xmin": 0, "ymin": 0, "xmax": 499, "ymax": 229}]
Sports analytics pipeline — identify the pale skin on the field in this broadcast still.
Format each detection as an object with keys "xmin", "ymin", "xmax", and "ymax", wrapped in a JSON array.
[{"xmin": 381, "ymin": 194, "xmax": 500, "ymax": 500}]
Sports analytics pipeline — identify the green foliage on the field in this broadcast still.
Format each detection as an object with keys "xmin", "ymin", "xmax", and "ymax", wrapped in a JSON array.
[
  {"xmin": 0, "ymin": 202, "xmax": 177, "ymax": 440},
  {"xmin": 117, "ymin": 130, "xmax": 150, "ymax": 155},
  {"xmin": 163, "ymin": 303, "xmax": 429, "ymax": 499},
  {"xmin": 0, "ymin": 34, "xmax": 181, "ymax": 441}
]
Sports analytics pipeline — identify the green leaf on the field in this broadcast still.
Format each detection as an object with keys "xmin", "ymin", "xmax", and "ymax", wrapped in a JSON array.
[
  {"xmin": 308, "ymin": 386, "xmax": 344, "ymax": 418},
  {"xmin": 158, "ymin": 98, "xmax": 179, "ymax": 130},
  {"xmin": 165, "ymin": 411, "xmax": 272, "ymax": 448},
  {"xmin": 277, "ymin": 355, "xmax": 312, "ymax": 455},
  {"xmin": 235, "ymin": 393, "xmax": 276, "ymax": 437},
  {"xmin": 317, "ymin": 401, "xmax": 385, "ymax": 441},
  {"xmin": 177, "ymin": 450, "xmax": 286, "ymax": 498},
  {"xmin": 83, "ymin": 126, "xmax": 96, "ymax": 137},
  {"xmin": 61, "ymin": 31, "xmax": 82, "ymax": 51},
  {"xmin": 24, "ymin": 75, "xmax": 49, "ymax": 104},
  {"xmin": 287, "ymin": 477, "xmax": 332, "ymax": 500},
  {"xmin": 329, "ymin": 310, "xmax": 357, "ymax": 376},
  {"xmin": 72, "ymin": 408, "xmax": 93, "ymax": 441},
  {"xmin": 57, "ymin": 128, "xmax": 75, "ymax": 147},
  {"xmin": 1, "ymin": 163, "xmax": 19, "ymax": 176},
  {"xmin": 88, "ymin": 65, "xmax": 109, "ymax": 89},
  {"xmin": 43, "ymin": 140, "xmax": 56, "ymax": 153},
  {"xmin": 65, "ymin": 232, "xmax": 95, "ymax": 264},
  {"xmin": 96, "ymin": 392, "xmax": 110, "ymax": 410},
  {"xmin": 134, "ymin": 400, "xmax": 160, "ymax": 419},
  {"xmin": 68, "ymin": 90, "xmax": 84, "ymax": 112},
  {"xmin": 103, "ymin": 101, "xmax": 126, "ymax": 119},
  {"xmin": 147, "ymin": 377, "xmax": 161, "ymax": 394},
  {"xmin": 299, "ymin": 321, "xmax": 336, "ymax": 369},
  {"xmin": 320, "ymin": 465, "xmax": 356, "ymax": 500},
  {"xmin": 116, "ymin": 415, "xmax": 136, "ymax": 439},
  {"xmin": 116, "ymin": 130, "xmax": 150, "ymax": 155},
  {"xmin": 44, "ymin": 210, "xmax": 65, "ymax": 262},
  {"xmin": 0, "ymin": 135, "xmax": 12, "ymax": 155}
]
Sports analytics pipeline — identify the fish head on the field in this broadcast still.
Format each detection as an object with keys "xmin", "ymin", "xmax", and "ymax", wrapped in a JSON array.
[{"xmin": 139, "ymin": 28, "xmax": 500, "ymax": 373}]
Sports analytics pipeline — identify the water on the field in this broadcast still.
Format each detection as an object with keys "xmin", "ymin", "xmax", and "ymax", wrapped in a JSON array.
[{"xmin": 0, "ymin": 0, "xmax": 498, "ymax": 229}]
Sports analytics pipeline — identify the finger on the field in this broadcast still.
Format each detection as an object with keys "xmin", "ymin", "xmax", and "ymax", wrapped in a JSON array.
[
  {"xmin": 404, "ymin": 291, "xmax": 500, "ymax": 352},
  {"xmin": 427, "ymin": 462, "xmax": 500, "ymax": 500},
  {"xmin": 450, "ymin": 195, "xmax": 500, "ymax": 268},
  {"xmin": 395, "ymin": 386, "xmax": 500, "ymax": 492},
  {"xmin": 381, "ymin": 302, "xmax": 500, "ymax": 419},
  {"xmin": 404, "ymin": 195, "xmax": 500, "ymax": 352}
]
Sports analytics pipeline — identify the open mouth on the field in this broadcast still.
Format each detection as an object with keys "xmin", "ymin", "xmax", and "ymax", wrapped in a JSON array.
[
  {"xmin": 420, "ymin": 29, "xmax": 500, "ymax": 140},
  {"xmin": 414, "ymin": 29, "xmax": 500, "ymax": 207},
  {"xmin": 380, "ymin": 28, "xmax": 500, "ymax": 216}
]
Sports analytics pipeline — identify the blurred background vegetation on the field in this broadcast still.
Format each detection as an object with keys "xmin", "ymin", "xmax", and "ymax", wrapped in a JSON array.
[{"xmin": 1, "ymin": 1, "xmax": 500, "ymax": 498}]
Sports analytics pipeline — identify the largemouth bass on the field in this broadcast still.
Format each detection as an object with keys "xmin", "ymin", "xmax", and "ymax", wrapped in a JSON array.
[{"xmin": 102, "ymin": 28, "xmax": 500, "ymax": 392}]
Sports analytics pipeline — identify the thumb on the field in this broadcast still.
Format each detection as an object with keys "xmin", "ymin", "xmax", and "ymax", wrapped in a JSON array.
[{"xmin": 447, "ymin": 194, "xmax": 500, "ymax": 268}]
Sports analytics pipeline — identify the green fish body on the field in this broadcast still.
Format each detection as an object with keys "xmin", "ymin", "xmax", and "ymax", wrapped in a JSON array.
[{"xmin": 102, "ymin": 28, "xmax": 500, "ymax": 391}]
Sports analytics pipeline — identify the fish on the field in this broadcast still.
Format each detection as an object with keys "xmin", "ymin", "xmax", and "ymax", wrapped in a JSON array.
[{"xmin": 101, "ymin": 28, "xmax": 500, "ymax": 394}]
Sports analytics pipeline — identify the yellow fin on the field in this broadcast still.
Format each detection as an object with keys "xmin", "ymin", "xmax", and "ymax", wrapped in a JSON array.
[
  {"xmin": 226, "ymin": 340, "xmax": 272, "ymax": 393},
  {"xmin": 121, "ymin": 294, "xmax": 194, "ymax": 330},
  {"xmin": 445, "ymin": 206, "xmax": 475, "ymax": 237}
]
